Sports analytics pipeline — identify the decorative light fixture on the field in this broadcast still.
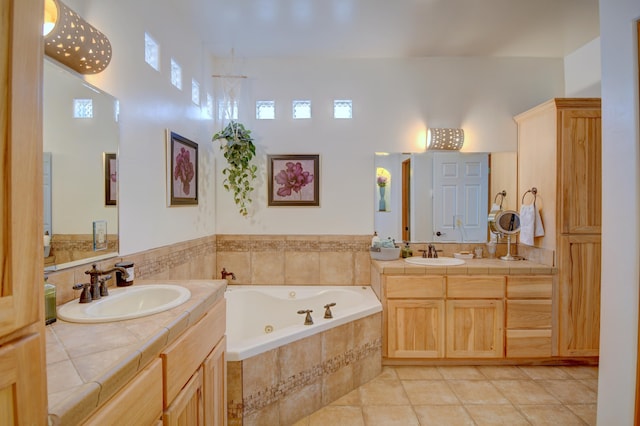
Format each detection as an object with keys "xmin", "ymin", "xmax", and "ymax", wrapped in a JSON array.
[
  {"xmin": 43, "ymin": 0, "xmax": 112, "ymax": 74},
  {"xmin": 426, "ymin": 128, "xmax": 465, "ymax": 150}
]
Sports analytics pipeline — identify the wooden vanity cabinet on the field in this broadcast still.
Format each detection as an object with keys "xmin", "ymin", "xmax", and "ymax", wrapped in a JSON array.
[
  {"xmin": 505, "ymin": 276, "xmax": 553, "ymax": 358},
  {"xmin": 385, "ymin": 276, "xmax": 445, "ymax": 358},
  {"xmin": 161, "ymin": 299, "xmax": 226, "ymax": 426},
  {"xmin": 445, "ymin": 276, "xmax": 505, "ymax": 358}
]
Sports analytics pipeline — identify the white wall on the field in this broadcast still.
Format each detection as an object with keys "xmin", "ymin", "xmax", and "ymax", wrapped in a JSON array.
[
  {"xmin": 597, "ymin": 1, "xmax": 640, "ymax": 424},
  {"xmin": 62, "ymin": 0, "xmax": 217, "ymax": 256},
  {"xmin": 564, "ymin": 37, "xmax": 602, "ymax": 97},
  {"xmin": 214, "ymin": 57, "xmax": 564, "ymax": 235}
]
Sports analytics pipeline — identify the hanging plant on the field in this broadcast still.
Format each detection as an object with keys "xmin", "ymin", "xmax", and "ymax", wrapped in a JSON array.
[{"xmin": 212, "ymin": 121, "xmax": 258, "ymax": 216}]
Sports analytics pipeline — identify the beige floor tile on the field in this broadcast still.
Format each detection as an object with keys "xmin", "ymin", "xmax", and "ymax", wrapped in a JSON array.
[
  {"xmin": 566, "ymin": 404, "xmax": 597, "ymax": 426},
  {"xmin": 537, "ymin": 379, "xmax": 598, "ymax": 404},
  {"xmin": 308, "ymin": 406, "xmax": 365, "ymax": 426},
  {"xmin": 362, "ymin": 405, "xmax": 419, "ymax": 426},
  {"xmin": 413, "ymin": 405, "xmax": 474, "ymax": 425},
  {"xmin": 377, "ymin": 366, "xmax": 399, "ymax": 380},
  {"xmin": 394, "ymin": 365, "xmax": 443, "ymax": 380},
  {"xmin": 518, "ymin": 404, "xmax": 586, "ymax": 425},
  {"xmin": 401, "ymin": 380, "xmax": 460, "ymax": 405},
  {"xmin": 518, "ymin": 365, "xmax": 572, "ymax": 380},
  {"xmin": 448, "ymin": 380, "xmax": 510, "ymax": 405},
  {"xmin": 580, "ymin": 378, "xmax": 600, "ymax": 392},
  {"xmin": 292, "ymin": 417, "xmax": 309, "ymax": 426},
  {"xmin": 359, "ymin": 378, "xmax": 410, "ymax": 405},
  {"xmin": 560, "ymin": 365, "xmax": 599, "ymax": 379},
  {"xmin": 465, "ymin": 404, "xmax": 530, "ymax": 425},
  {"xmin": 477, "ymin": 365, "xmax": 528, "ymax": 380},
  {"xmin": 437, "ymin": 365, "xmax": 486, "ymax": 380},
  {"xmin": 491, "ymin": 380, "xmax": 560, "ymax": 405},
  {"xmin": 330, "ymin": 388, "xmax": 361, "ymax": 406}
]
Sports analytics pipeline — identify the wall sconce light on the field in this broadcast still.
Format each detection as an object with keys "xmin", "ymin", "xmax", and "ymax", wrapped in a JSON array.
[
  {"xmin": 43, "ymin": 0, "xmax": 112, "ymax": 74},
  {"xmin": 426, "ymin": 128, "xmax": 465, "ymax": 150}
]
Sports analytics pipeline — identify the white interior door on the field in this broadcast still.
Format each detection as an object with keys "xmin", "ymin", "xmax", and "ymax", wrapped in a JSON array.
[{"xmin": 433, "ymin": 152, "xmax": 488, "ymax": 242}]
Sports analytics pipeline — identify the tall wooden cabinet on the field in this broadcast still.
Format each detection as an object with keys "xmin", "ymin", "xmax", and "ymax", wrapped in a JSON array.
[
  {"xmin": 515, "ymin": 98, "xmax": 601, "ymax": 357},
  {"xmin": 0, "ymin": 0, "xmax": 48, "ymax": 423}
]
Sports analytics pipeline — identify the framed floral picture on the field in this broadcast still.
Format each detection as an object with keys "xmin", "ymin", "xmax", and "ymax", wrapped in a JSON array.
[
  {"xmin": 103, "ymin": 152, "xmax": 117, "ymax": 206},
  {"xmin": 166, "ymin": 130, "xmax": 198, "ymax": 206},
  {"xmin": 268, "ymin": 154, "xmax": 320, "ymax": 206}
]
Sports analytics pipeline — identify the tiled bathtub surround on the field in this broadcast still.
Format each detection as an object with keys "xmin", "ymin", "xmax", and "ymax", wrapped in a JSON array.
[
  {"xmin": 228, "ymin": 313, "xmax": 382, "ymax": 426},
  {"xmin": 215, "ymin": 235, "xmax": 372, "ymax": 285}
]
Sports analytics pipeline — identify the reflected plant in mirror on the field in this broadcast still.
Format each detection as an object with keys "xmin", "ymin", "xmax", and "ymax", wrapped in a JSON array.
[{"xmin": 43, "ymin": 59, "xmax": 120, "ymax": 270}]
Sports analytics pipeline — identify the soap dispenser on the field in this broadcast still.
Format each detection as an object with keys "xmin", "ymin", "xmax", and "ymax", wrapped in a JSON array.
[
  {"xmin": 401, "ymin": 242, "xmax": 413, "ymax": 258},
  {"xmin": 44, "ymin": 276, "xmax": 56, "ymax": 325},
  {"xmin": 371, "ymin": 231, "xmax": 381, "ymax": 247}
]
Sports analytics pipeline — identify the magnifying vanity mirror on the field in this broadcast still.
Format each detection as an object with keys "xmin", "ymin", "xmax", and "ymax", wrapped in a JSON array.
[
  {"xmin": 43, "ymin": 58, "xmax": 119, "ymax": 270},
  {"xmin": 374, "ymin": 151, "xmax": 516, "ymax": 243}
]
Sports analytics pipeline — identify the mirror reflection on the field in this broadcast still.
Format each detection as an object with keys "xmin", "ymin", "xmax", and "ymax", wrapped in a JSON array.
[
  {"xmin": 374, "ymin": 151, "xmax": 516, "ymax": 243},
  {"xmin": 43, "ymin": 59, "xmax": 119, "ymax": 269}
]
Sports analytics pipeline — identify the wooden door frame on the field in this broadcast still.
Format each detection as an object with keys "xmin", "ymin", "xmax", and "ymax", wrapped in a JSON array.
[
  {"xmin": 635, "ymin": 19, "xmax": 640, "ymax": 426},
  {"xmin": 402, "ymin": 158, "xmax": 411, "ymax": 241}
]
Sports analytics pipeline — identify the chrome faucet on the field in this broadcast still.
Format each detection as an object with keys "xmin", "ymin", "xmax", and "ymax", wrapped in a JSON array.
[
  {"xmin": 84, "ymin": 264, "xmax": 129, "ymax": 302},
  {"xmin": 221, "ymin": 268, "xmax": 236, "ymax": 281}
]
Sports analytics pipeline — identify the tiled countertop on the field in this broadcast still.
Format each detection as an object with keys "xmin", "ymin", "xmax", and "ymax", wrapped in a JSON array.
[
  {"xmin": 372, "ymin": 257, "xmax": 556, "ymax": 275},
  {"xmin": 46, "ymin": 279, "xmax": 226, "ymax": 425}
]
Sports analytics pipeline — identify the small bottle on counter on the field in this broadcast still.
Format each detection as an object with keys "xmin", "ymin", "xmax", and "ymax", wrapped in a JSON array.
[
  {"xmin": 371, "ymin": 231, "xmax": 381, "ymax": 247},
  {"xmin": 44, "ymin": 277, "xmax": 56, "ymax": 325},
  {"xmin": 115, "ymin": 261, "xmax": 135, "ymax": 286},
  {"xmin": 401, "ymin": 242, "xmax": 413, "ymax": 258}
]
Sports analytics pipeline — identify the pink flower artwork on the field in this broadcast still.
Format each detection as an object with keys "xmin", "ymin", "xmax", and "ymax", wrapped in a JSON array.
[
  {"xmin": 274, "ymin": 161, "xmax": 314, "ymax": 198},
  {"xmin": 174, "ymin": 147, "xmax": 195, "ymax": 195}
]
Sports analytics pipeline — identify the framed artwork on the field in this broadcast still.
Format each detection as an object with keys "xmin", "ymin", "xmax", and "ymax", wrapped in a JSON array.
[
  {"xmin": 268, "ymin": 154, "xmax": 319, "ymax": 206},
  {"xmin": 93, "ymin": 220, "xmax": 107, "ymax": 251},
  {"xmin": 104, "ymin": 153, "xmax": 117, "ymax": 206},
  {"xmin": 166, "ymin": 130, "xmax": 198, "ymax": 206}
]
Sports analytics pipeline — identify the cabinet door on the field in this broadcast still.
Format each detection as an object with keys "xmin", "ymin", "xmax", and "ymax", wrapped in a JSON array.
[
  {"xmin": 446, "ymin": 300, "xmax": 504, "ymax": 358},
  {"xmin": 387, "ymin": 300, "xmax": 445, "ymax": 358},
  {"xmin": 559, "ymin": 108, "xmax": 602, "ymax": 234},
  {"xmin": 164, "ymin": 367, "xmax": 204, "ymax": 426},
  {"xmin": 558, "ymin": 235, "xmax": 601, "ymax": 356},
  {"xmin": 203, "ymin": 336, "xmax": 226, "ymax": 426}
]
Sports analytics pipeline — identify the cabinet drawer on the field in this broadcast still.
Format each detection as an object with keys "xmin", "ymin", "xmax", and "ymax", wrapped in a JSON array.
[
  {"xmin": 386, "ymin": 276, "xmax": 445, "ymax": 299},
  {"xmin": 84, "ymin": 358, "xmax": 163, "ymax": 426},
  {"xmin": 161, "ymin": 298, "xmax": 226, "ymax": 406},
  {"xmin": 447, "ymin": 276, "xmax": 505, "ymax": 299},
  {"xmin": 507, "ymin": 300, "xmax": 552, "ymax": 329},
  {"xmin": 506, "ymin": 329, "xmax": 552, "ymax": 358},
  {"xmin": 507, "ymin": 276, "xmax": 553, "ymax": 299}
]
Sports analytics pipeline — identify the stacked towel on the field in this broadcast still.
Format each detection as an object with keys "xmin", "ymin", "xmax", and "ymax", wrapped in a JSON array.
[{"xmin": 519, "ymin": 204, "xmax": 545, "ymax": 246}]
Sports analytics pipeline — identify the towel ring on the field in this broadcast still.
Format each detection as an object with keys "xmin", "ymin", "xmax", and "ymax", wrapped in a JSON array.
[
  {"xmin": 521, "ymin": 187, "xmax": 538, "ymax": 206},
  {"xmin": 493, "ymin": 190, "xmax": 507, "ymax": 209}
]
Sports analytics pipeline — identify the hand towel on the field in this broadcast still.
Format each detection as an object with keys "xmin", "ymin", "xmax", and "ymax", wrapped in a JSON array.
[
  {"xmin": 519, "ymin": 204, "xmax": 535, "ymax": 246},
  {"xmin": 490, "ymin": 203, "xmax": 501, "ymax": 212},
  {"xmin": 534, "ymin": 206, "xmax": 545, "ymax": 237}
]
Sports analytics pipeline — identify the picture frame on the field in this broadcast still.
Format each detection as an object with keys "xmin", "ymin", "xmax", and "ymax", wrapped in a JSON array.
[
  {"xmin": 93, "ymin": 220, "xmax": 107, "ymax": 251},
  {"xmin": 166, "ymin": 130, "xmax": 198, "ymax": 206},
  {"xmin": 103, "ymin": 152, "xmax": 117, "ymax": 206},
  {"xmin": 268, "ymin": 154, "xmax": 320, "ymax": 206}
]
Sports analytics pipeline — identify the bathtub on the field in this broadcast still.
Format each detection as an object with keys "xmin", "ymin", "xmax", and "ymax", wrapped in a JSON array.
[{"xmin": 225, "ymin": 285, "xmax": 382, "ymax": 361}]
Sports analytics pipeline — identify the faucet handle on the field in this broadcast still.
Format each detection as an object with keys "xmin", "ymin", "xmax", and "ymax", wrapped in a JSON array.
[
  {"xmin": 297, "ymin": 309, "xmax": 314, "ymax": 325},
  {"xmin": 74, "ymin": 283, "xmax": 92, "ymax": 303},
  {"xmin": 99, "ymin": 275, "xmax": 112, "ymax": 297},
  {"xmin": 323, "ymin": 303, "xmax": 336, "ymax": 319},
  {"xmin": 419, "ymin": 249, "xmax": 428, "ymax": 258}
]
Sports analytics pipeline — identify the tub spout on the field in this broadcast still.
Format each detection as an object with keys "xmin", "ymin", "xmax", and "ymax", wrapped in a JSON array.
[
  {"xmin": 297, "ymin": 309, "xmax": 314, "ymax": 325},
  {"xmin": 221, "ymin": 268, "xmax": 236, "ymax": 281}
]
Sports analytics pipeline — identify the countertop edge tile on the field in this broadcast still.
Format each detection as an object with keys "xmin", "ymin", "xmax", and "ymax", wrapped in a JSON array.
[{"xmin": 48, "ymin": 381, "xmax": 101, "ymax": 426}]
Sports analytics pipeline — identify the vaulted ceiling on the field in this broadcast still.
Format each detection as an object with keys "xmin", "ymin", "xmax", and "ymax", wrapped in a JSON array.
[{"xmin": 170, "ymin": 0, "xmax": 600, "ymax": 59}]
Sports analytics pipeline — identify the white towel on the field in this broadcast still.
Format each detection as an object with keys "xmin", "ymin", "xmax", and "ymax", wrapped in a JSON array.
[
  {"xmin": 490, "ymin": 203, "xmax": 501, "ymax": 212},
  {"xmin": 519, "ymin": 204, "xmax": 545, "ymax": 246},
  {"xmin": 519, "ymin": 204, "xmax": 535, "ymax": 246}
]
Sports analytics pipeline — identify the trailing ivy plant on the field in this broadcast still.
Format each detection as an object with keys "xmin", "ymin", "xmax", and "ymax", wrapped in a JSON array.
[{"xmin": 212, "ymin": 121, "xmax": 258, "ymax": 216}]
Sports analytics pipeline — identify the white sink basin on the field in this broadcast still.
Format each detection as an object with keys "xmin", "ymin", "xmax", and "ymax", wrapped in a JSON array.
[
  {"xmin": 404, "ymin": 257, "xmax": 466, "ymax": 266},
  {"xmin": 58, "ymin": 284, "xmax": 191, "ymax": 323}
]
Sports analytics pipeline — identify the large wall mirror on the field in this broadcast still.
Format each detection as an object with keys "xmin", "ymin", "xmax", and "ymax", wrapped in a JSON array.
[
  {"xmin": 374, "ymin": 151, "xmax": 516, "ymax": 243},
  {"xmin": 44, "ymin": 59, "xmax": 119, "ymax": 270}
]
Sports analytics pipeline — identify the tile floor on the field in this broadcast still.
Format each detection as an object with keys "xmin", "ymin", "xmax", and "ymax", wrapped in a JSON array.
[{"xmin": 293, "ymin": 365, "xmax": 598, "ymax": 426}]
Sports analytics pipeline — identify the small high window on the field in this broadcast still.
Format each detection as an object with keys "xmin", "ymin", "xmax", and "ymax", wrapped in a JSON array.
[
  {"xmin": 292, "ymin": 100, "xmax": 311, "ymax": 119},
  {"xmin": 73, "ymin": 98, "xmax": 93, "ymax": 118},
  {"xmin": 170, "ymin": 58, "xmax": 182, "ymax": 90},
  {"xmin": 334, "ymin": 100, "xmax": 352, "ymax": 119},
  {"xmin": 206, "ymin": 93, "xmax": 214, "ymax": 118},
  {"xmin": 191, "ymin": 79, "xmax": 200, "ymax": 105},
  {"xmin": 144, "ymin": 32, "xmax": 159, "ymax": 71},
  {"xmin": 256, "ymin": 100, "xmax": 275, "ymax": 120}
]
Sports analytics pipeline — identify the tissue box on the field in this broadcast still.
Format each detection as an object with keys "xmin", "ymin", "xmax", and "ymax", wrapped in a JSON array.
[{"xmin": 370, "ymin": 247, "xmax": 400, "ymax": 261}]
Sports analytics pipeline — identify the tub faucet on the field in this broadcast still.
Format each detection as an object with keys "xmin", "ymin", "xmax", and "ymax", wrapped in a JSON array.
[
  {"xmin": 297, "ymin": 309, "xmax": 314, "ymax": 325},
  {"xmin": 221, "ymin": 268, "xmax": 236, "ymax": 281},
  {"xmin": 324, "ymin": 303, "xmax": 336, "ymax": 319}
]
